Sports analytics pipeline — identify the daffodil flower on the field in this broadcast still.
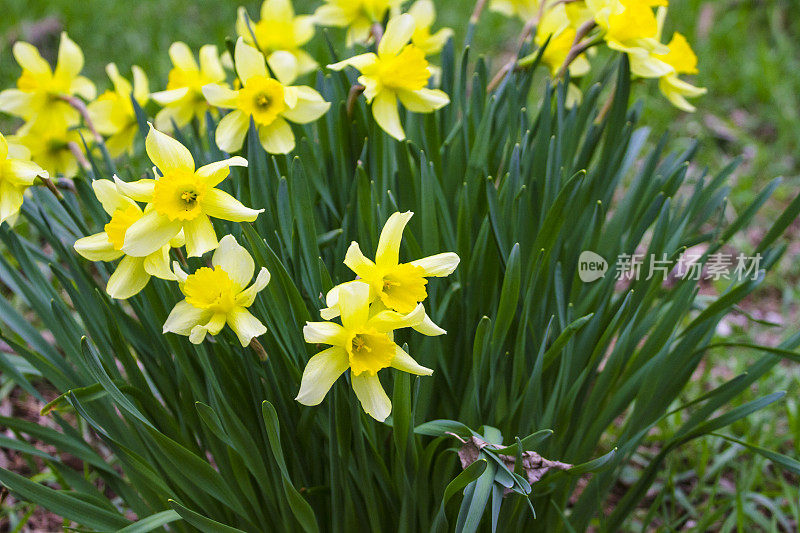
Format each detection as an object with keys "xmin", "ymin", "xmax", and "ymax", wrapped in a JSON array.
[
  {"xmin": 407, "ymin": 0, "xmax": 453, "ymax": 56},
  {"xmin": 202, "ymin": 38, "xmax": 330, "ymax": 154},
  {"xmin": 588, "ymin": 0, "xmax": 673, "ymax": 78},
  {"xmin": 152, "ymin": 42, "xmax": 226, "ymax": 131},
  {"xmin": 328, "ymin": 14, "xmax": 450, "ymax": 141},
  {"xmin": 88, "ymin": 64, "xmax": 150, "ymax": 157},
  {"xmin": 164, "ymin": 235, "xmax": 270, "ymax": 346},
  {"xmin": 113, "ymin": 125, "xmax": 261, "ymax": 257},
  {"xmin": 489, "ymin": 0, "xmax": 541, "ymax": 20},
  {"xmin": 236, "ymin": 0, "xmax": 317, "ymax": 84},
  {"xmin": 0, "ymin": 132, "xmax": 47, "ymax": 226},
  {"xmin": 321, "ymin": 211, "xmax": 459, "ymax": 336},
  {"xmin": 11, "ymin": 120, "xmax": 83, "ymax": 178},
  {"xmin": 653, "ymin": 8, "xmax": 705, "ymax": 112},
  {"xmin": 314, "ymin": 0, "xmax": 404, "ymax": 46},
  {"xmin": 74, "ymin": 180, "xmax": 181, "ymax": 299},
  {"xmin": 0, "ymin": 32, "xmax": 95, "ymax": 130},
  {"xmin": 297, "ymin": 281, "xmax": 432, "ymax": 421}
]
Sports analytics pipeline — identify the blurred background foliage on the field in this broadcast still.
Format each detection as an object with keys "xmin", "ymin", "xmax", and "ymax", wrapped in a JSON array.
[{"xmin": 1, "ymin": 0, "xmax": 799, "ymax": 530}]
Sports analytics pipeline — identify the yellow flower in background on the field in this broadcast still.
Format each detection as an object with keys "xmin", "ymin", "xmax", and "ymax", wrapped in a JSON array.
[
  {"xmin": 236, "ymin": 0, "xmax": 317, "ymax": 84},
  {"xmin": 73, "ymin": 180, "xmax": 181, "ymax": 299},
  {"xmin": 12, "ymin": 120, "xmax": 82, "ymax": 178},
  {"xmin": 88, "ymin": 64, "xmax": 150, "ymax": 157},
  {"xmin": 164, "ymin": 235, "xmax": 270, "ymax": 346},
  {"xmin": 535, "ymin": 4, "xmax": 591, "ymax": 78},
  {"xmin": 588, "ymin": 0, "xmax": 672, "ymax": 78},
  {"xmin": 314, "ymin": 0, "xmax": 404, "ymax": 46},
  {"xmin": 407, "ymin": 0, "xmax": 453, "ymax": 56},
  {"xmin": 297, "ymin": 281, "xmax": 432, "ymax": 421},
  {"xmin": 152, "ymin": 42, "xmax": 226, "ymax": 131},
  {"xmin": 658, "ymin": 32, "xmax": 706, "ymax": 112},
  {"xmin": 489, "ymin": 0, "xmax": 540, "ymax": 20},
  {"xmin": 202, "ymin": 38, "xmax": 330, "ymax": 154},
  {"xmin": 0, "ymin": 32, "xmax": 95, "ymax": 130},
  {"xmin": 113, "ymin": 125, "xmax": 260, "ymax": 257},
  {"xmin": 328, "ymin": 14, "xmax": 450, "ymax": 141},
  {"xmin": 321, "ymin": 211, "xmax": 459, "ymax": 335},
  {"xmin": 0, "ymin": 133, "xmax": 47, "ymax": 226}
]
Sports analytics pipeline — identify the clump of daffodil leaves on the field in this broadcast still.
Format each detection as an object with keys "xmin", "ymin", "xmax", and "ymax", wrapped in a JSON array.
[{"xmin": 1, "ymin": 1, "xmax": 796, "ymax": 532}]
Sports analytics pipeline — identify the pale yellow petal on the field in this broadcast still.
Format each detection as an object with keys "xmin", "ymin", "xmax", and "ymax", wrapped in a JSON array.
[
  {"xmin": 214, "ymin": 110, "xmax": 250, "ymax": 153},
  {"xmin": 199, "ymin": 45, "xmax": 225, "ymax": 82},
  {"xmin": 367, "ymin": 303, "xmax": 425, "ymax": 333},
  {"xmin": 169, "ymin": 42, "xmax": 198, "ymax": 72},
  {"xmin": 295, "ymin": 347, "xmax": 349, "ymax": 406},
  {"xmin": 236, "ymin": 267, "xmax": 270, "ymax": 307},
  {"xmin": 409, "ymin": 252, "xmax": 459, "ymax": 276},
  {"xmin": 211, "ymin": 234, "xmax": 255, "ymax": 289},
  {"xmin": 379, "ymin": 14, "xmax": 415, "ymax": 57},
  {"xmin": 145, "ymin": 124, "xmax": 195, "ymax": 173},
  {"xmin": 303, "ymin": 321, "xmax": 347, "ymax": 345},
  {"xmin": 338, "ymin": 280, "xmax": 370, "ymax": 331},
  {"xmin": 74, "ymin": 232, "xmax": 123, "ymax": 262},
  {"xmin": 106, "ymin": 256, "xmax": 150, "ymax": 299},
  {"xmin": 376, "ymin": 211, "xmax": 413, "ymax": 267},
  {"xmin": 412, "ymin": 312, "xmax": 447, "ymax": 336},
  {"xmin": 12, "ymin": 42, "xmax": 50, "ymax": 76},
  {"xmin": 196, "ymin": 156, "xmax": 248, "ymax": 186},
  {"xmin": 202, "ymin": 188, "xmax": 263, "ymax": 222},
  {"xmin": 202, "ymin": 84, "xmax": 239, "ymax": 108},
  {"xmin": 397, "ymin": 88, "xmax": 449, "ymax": 113},
  {"xmin": 327, "ymin": 53, "xmax": 378, "ymax": 72},
  {"xmin": 227, "ymin": 308, "xmax": 267, "ymax": 346},
  {"xmin": 267, "ymin": 51, "xmax": 299, "ymax": 85},
  {"xmin": 121, "ymin": 210, "xmax": 182, "ymax": 257},
  {"xmin": 143, "ymin": 246, "xmax": 176, "ymax": 280},
  {"xmin": 343, "ymin": 242, "xmax": 376, "ymax": 279},
  {"xmin": 280, "ymin": 86, "xmax": 330, "ymax": 124},
  {"xmin": 235, "ymin": 38, "xmax": 268, "ymax": 84},
  {"xmin": 94, "ymin": 178, "xmax": 139, "ymax": 215},
  {"xmin": 372, "ymin": 91, "xmax": 405, "ymax": 141},
  {"xmin": 352, "ymin": 373, "xmax": 391, "ymax": 422},
  {"xmin": 113, "ymin": 176, "xmax": 155, "ymax": 202},
  {"xmin": 391, "ymin": 345, "xmax": 433, "ymax": 375},
  {"xmin": 163, "ymin": 300, "xmax": 214, "ymax": 335},
  {"xmin": 183, "ymin": 214, "xmax": 218, "ymax": 257},
  {"xmin": 258, "ymin": 117, "xmax": 295, "ymax": 154}
]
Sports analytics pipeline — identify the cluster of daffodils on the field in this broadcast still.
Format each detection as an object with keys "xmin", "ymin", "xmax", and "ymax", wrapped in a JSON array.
[
  {"xmin": 492, "ymin": 0, "xmax": 705, "ymax": 110},
  {"xmin": 297, "ymin": 212, "xmax": 459, "ymax": 420},
  {"xmin": 74, "ymin": 126, "xmax": 270, "ymax": 347}
]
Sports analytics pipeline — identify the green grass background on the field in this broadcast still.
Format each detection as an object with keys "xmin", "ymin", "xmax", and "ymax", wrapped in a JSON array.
[{"xmin": 1, "ymin": 0, "xmax": 798, "ymax": 529}]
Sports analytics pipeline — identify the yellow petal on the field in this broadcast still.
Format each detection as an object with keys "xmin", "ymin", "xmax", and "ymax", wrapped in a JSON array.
[
  {"xmin": 121, "ymin": 209, "xmax": 182, "ymax": 257},
  {"xmin": 0, "ymin": 89, "xmax": 36, "ymax": 118},
  {"xmin": 199, "ymin": 45, "xmax": 225, "ymax": 82},
  {"xmin": 367, "ymin": 303, "xmax": 425, "ymax": 333},
  {"xmin": 202, "ymin": 84, "xmax": 239, "ymax": 108},
  {"xmin": 376, "ymin": 211, "xmax": 413, "ymax": 267},
  {"xmin": 295, "ymin": 347, "xmax": 349, "ymax": 406},
  {"xmin": 412, "ymin": 313, "xmax": 447, "ymax": 336},
  {"xmin": 235, "ymin": 38, "xmax": 268, "ymax": 84},
  {"xmin": 267, "ymin": 50, "xmax": 299, "ymax": 85},
  {"xmin": 145, "ymin": 124, "xmax": 195, "ymax": 174},
  {"xmin": 143, "ymin": 246, "xmax": 176, "ymax": 280},
  {"xmin": 408, "ymin": 0, "xmax": 436, "ymax": 28},
  {"xmin": 71, "ymin": 76, "xmax": 96, "ymax": 100},
  {"xmin": 0, "ymin": 133, "xmax": 7, "ymax": 160},
  {"xmin": 214, "ymin": 110, "xmax": 250, "ymax": 153},
  {"xmin": 12, "ymin": 42, "xmax": 51, "ymax": 76},
  {"xmin": 183, "ymin": 214, "xmax": 218, "ymax": 257},
  {"xmin": 338, "ymin": 281, "xmax": 370, "ymax": 331},
  {"xmin": 163, "ymin": 300, "xmax": 214, "ymax": 335},
  {"xmin": 227, "ymin": 308, "xmax": 267, "ymax": 346},
  {"xmin": 258, "ymin": 117, "xmax": 295, "ymax": 154},
  {"xmin": 202, "ymin": 188, "xmax": 263, "ymax": 222},
  {"xmin": 106, "ymin": 63, "xmax": 132, "ymax": 97},
  {"xmin": 132, "ymin": 65, "xmax": 150, "ymax": 104},
  {"xmin": 343, "ymin": 242, "xmax": 376, "ymax": 279},
  {"xmin": 397, "ymin": 88, "xmax": 449, "ymax": 113},
  {"xmin": 409, "ymin": 252, "xmax": 459, "ymax": 276},
  {"xmin": 327, "ymin": 53, "xmax": 379, "ymax": 72},
  {"xmin": 169, "ymin": 42, "xmax": 198, "ymax": 72},
  {"xmin": 263, "ymin": 0, "xmax": 294, "ymax": 20},
  {"xmin": 372, "ymin": 91, "xmax": 405, "ymax": 141},
  {"xmin": 303, "ymin": 321, "xmax": 347, "ymax": 345},
  {"xmin": 74, "ymin": 232, "xmax": 123, "ymax": 262},
  {"xmin": 114, "ymin": 176, "xmax": 155, "ymax": 203},
  {"xmin": 379, "ymin": 14, "xmax": 415, "ymax": 57},
  {"xmin": 189, "ymin": 313, "xmax": 227, "ymax": 343},
  {"xmin": 151, "ymin": 87, "xmax": 190, "ymax": 105},
  {"xmin": 94, "ymin": 178, "xmax": 139, "ymax": 215},
  {"xmin": 211, "ymin": 234, "xmax": 255, "ymax": 289},
  {"xmin": 236, "ymin": 267, "xmax": 271, "ymax": 307},
  {"xmin": 391, "ymin": 345, "xmax": 433, "ymax": 375},
  {"xmin": 106, "ymin": 256, "xmax": 150, "ymax": 299},
  {"xmin": 196, "ymin": 156, "xmax": 248, "ymax": 186},
  {"xmin": 280, "ymin": 86, "xmax": 330, "ymax": 124},
  {"xmin": 54, "ymin": 33, "xmax": 84, "ymax": 81},
  {"xmin": 0, "ymin": 183, "xmax": 24, "ymax": 226},
  {"xmin": 351, "ymin": 373, "xmax": 391, "ymax": 421}
]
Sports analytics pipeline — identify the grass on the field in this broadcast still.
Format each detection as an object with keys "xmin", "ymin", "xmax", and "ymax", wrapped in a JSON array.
[{"xmin": 1, "ymin": 0, "xmax": 798, "ymax": 530}]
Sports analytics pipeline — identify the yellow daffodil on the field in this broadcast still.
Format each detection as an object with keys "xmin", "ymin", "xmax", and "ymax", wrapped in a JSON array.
[
  {"xmin": 202, "ymin": 38, "xmax": 330, "ymax": 154},
  {"xmin": 11, "ymin": 120, "xmax": 82, "ymax": 178},
  {"xmin": 321, "ymin": 211, "xmax": 459, "ymax": 335},
  {"xmin": 0, "ymin": 132, "xmax": 47, "ymax": 226},
  {"xmin": 658, "ymin": 32, "xmax": 706, "ymax": 112},
  {"xmin": 0, "ymin": 32, "xmax": 95, "ymax": 130},
  {"xmin": 74, "ymin": 180, "xmax": 181, "ymax": 299},
  {"xmin": 328, "ymin": 14, "xmax": 450, "ymax": 141},
  {"xmin": 164, "ymin": 235, "xmax": 270, "ymax": 346},
  {"xmin": 489, "ymin": 0, "xmax": 540, "ymax": 20},
  {"xmin": 297, "ymin": 280, "xmax": 432, "ymax": 421},
  {"xmin": 588, "ymin": 0, "xmax": 672, "ymax": 78},
  {"xmin": 407, "ymin": 0, "xmax": 453, "ymax": 56},
  {"xmin": 236, "ymin": 0, "xmax": 317, "ymax": 84},
  {"xmin": 314, "ymin": 0, "xmax": 404, "ymax": 46},
  {"xmin": 152, "ymin": 42, "xmax": 226, "ymax": 131},
  {"xmin": 113, "ymin": 125, "xmax": 261, "ymax": 258},
  {"xmin": 88, "ymin": 64, "xmax": 150, "ymax": 157},
  {"xmin": 535, "ymin": 4, "xmax": 591, "ymax": 78}
]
